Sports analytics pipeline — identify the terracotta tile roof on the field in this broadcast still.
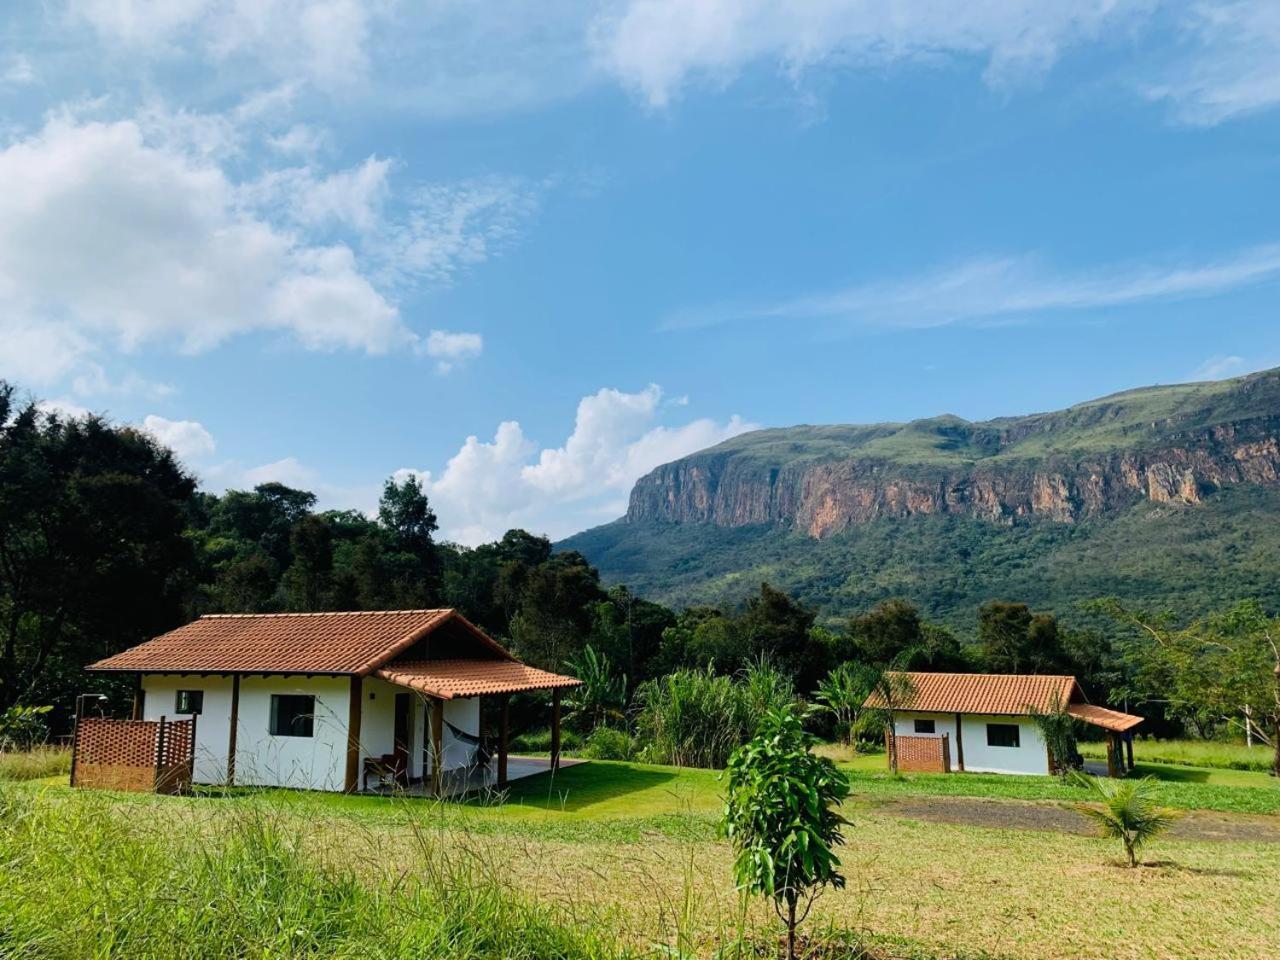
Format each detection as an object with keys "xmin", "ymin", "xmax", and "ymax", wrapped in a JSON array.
[
  {"xmin": 87, "ymin": 609, "xmax": 513, "ymax": 675},
  {"xmin": 1066, "ymin": 703, "xmax": 1144, "ymax": 732},
  {"xmin": 865, "ymin": 671, "xmax": 1082, "ymax": 715},
  {"xmin": 375, "ymin": 660, "xmax": 582, "ymax": 699},
  {"xmin": 865, "ymin": 672, "xmax": 1142, "ymax": 731}
]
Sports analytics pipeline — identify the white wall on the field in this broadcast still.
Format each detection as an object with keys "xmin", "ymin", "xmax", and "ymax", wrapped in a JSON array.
[
  {"xmin": 142, "ymin": 674, "xmax": 488, "ymax": 791},
  {"xmin": 234, "ymin": 675, "xmax": 351, "ymax": 791},
  {"xmin": 893, "ymin": 710, "xmax": 1049, "ymax": 776},
  {"xmin": 959, "ymin": 713, "xmax": 1048, "ymax": 775},
  {"xmin": 140, "ymin": 674, "xmax": 233, "ymax": 784}
]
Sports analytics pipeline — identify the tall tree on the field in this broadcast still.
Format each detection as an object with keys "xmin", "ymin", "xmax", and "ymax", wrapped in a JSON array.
[
  {"xmin": 0, "ymin": 386, "xmax": 196, "ymax": 711},
  {"xmin": 281, "ymin": 515, "xmax": 334, "ymax": 611}
]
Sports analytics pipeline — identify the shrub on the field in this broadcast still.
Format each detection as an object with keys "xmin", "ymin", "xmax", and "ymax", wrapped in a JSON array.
[
  {"xmin": 0, "ymin": 705, "xmax": 52, "ymax": 751},
  {"xmin": 582, "ymin": 726, "xmax": 634, "ymax": 761},
  {"xmin": 1073, "ymin": 774, "xmax": 1179, "ymax": 867},
  {"xmin": 722, "ymin": 706, "xmax": 850, "ymax": 960},
  {"xmin": 633, "ymin": 661, "xmax": 795, "ymax": 768}
]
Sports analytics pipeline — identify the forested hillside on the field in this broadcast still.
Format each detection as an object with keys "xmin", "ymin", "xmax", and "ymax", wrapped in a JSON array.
[{"xmin": 563, "ymin": 368, "xmax": 1280, "ymax": 628}]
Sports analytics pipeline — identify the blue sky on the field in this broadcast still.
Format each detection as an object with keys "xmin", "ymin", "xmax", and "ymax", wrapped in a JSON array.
[{"xmin": 2, "ymin": 2, "xmax": 1279, "ymax": 543}]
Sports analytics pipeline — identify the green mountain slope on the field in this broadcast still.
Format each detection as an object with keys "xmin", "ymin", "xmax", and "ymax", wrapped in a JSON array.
[{"xmin": 561, "ymin": 368, "xmax": 1280, "ymax": 627}]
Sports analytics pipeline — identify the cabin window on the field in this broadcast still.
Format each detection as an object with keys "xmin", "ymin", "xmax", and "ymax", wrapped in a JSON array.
[
  {"xmin": 986, "ymin": 723, "xmax": 1020, "ymax": 748},
  {"xmin": 913, "ymin": 718, "xmax": 936, "ymax": 734},
  {"xmin": 175, "ymin": 690, "xmax": 203, "ymax": 715},
  {"xmin": 270, "ymin": 694, "xmax": 315, "ymax": 737}
]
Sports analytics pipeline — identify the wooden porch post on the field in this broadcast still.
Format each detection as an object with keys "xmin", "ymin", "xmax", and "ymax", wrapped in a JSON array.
[
  {"xmin": 497, "ymin": 694, "xmax": 509, "ymax": 789},
  {"xmin": 550, "ymin": 689, "xmax": 562, "ymax": 773},
  {"xmin": 953, "ymin": 713, "xmax": 965, "ymax": 772},
  {"xmin": 1125, "ymin": 733, "xmax": 1135, "ymax": 771},
  {"xmin": 1105, "ymin": 733, "xmax": 1118, "ymax": 778},
  {"xmin": 131, "ymin": 674, "xmax": 144, "ymax": 720},
  {"xmin": 226, "ymin": 674, "xmax": 240, "ymax": 786},
  {"xmin": 430, "ymin": 697, "xmax": 444, "ymax": 798},
  {"xmin": 344, "ymin": 676, "xmax": 362, "ymax": 794}
]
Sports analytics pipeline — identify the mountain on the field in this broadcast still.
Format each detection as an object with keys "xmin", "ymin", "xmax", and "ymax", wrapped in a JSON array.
[{"xmin": 560, "ymin": 368, "xmax": 1280, "ymax": 630}]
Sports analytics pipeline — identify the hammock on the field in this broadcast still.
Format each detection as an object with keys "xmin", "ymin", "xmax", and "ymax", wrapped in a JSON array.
[{"xmin": 444, "ymin": 719, "xmax": 491, "ymax": 767}]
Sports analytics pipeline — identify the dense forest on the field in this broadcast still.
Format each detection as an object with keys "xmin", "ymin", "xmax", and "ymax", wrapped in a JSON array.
[{"xmin": 2, "ymin": 380, "xmax": 1276, "ymax": 768}]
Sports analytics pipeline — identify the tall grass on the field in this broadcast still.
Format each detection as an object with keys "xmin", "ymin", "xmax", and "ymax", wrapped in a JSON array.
[
  {"xmin": 0, "ymin": 745, "xmax": 71, "ymax": 782},
  {"xmin": 633, "ymin": 662, "xmax": 795, "ymax": 769},
  {"xmin": 1078, "ymin": 738, "xmax": 1274, "ymax": 772},
  {"xmin": 0, "ymin": 786, "xmax": 627, "ymax": 959}
]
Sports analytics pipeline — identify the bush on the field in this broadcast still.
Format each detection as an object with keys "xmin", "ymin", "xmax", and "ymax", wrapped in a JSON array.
[
  {"xmin": 633, "ymin": 661, "xmax": 795, "ymax": 768},
  {"xmin": 582, "ymin": 726, "xmax": 634, "ymax": 761},
  {"xmin": 0, "ymin": 705, "xmax": 52, "ymax": 751}
]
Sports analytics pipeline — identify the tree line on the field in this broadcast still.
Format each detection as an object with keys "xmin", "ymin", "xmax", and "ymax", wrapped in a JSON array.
[{"xmin": 1, "ymin": 379, "xmax": 1275, "ymax": 774}]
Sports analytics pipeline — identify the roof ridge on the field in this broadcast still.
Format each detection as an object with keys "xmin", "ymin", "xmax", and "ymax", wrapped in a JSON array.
[
  {"xmin": 897, "ymin": 670, "xmax": 1076, "ymax": 680},
  {"xmin": 199, "ymin": 609, "xmax": 453, "ymax": 619}
]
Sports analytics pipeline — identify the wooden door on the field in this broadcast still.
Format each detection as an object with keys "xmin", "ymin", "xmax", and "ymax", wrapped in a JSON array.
[{"xmin": 393, "ymin": 693, "xmax": 411, "ymax": 785}]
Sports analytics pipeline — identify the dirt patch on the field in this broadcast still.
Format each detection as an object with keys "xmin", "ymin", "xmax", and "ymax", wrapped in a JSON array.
[{"xmin": 867, "ymin": 794, "xmax": 1280, "ymax": 844}]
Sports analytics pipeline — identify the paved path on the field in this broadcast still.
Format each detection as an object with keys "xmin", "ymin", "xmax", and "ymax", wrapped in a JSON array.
[{"xmin": 867, "ymin": 794, "xmax": 1280, "ymax": 844}]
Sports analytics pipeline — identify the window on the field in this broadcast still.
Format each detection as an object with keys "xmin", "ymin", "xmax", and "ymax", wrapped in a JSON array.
[
  {"xmin": 269, "ymin": 694, "xmax": 315, "ymax": 737},
  {"xmin": 913, "ymin": 718, "xmax": 936, "ymax": 734},
  {"xmin": 986, "ymin": 723, "xmax": 1020, "ymax": 748},
  {"xmin": 175, "ymin": 690, "xmax": 203, "ymax": 715}
]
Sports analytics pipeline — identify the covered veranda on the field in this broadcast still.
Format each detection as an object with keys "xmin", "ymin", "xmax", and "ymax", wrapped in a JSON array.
[
  {"xmin": 1066, "ymin": 702, "xmax": 1144, "ymax": 777},
  {"xmin": 369, "ymin": 658, "xmax": 582, "ymax": 798}
]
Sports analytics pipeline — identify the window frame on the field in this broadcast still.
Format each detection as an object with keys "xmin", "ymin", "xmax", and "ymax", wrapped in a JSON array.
[
  {"xmin": 269, "ymin": 694, "xmax": 316, "ymax": 738},
  {"xmin": 986, "ymin": 722, "xmax": 1021, "ymax": 748},
  {"xmin": 174, "ymin": 689, "xmax": 204, "ymax": 715},
  {"xmin": 913, "ymin": 718, "xmax": 936, "ymax": 734}
]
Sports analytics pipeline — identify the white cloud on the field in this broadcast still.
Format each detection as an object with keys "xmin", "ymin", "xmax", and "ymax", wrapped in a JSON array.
[
  {"xmin": 592, "ymin": 0, "xmax": 1152, "ymax": 107},
  {"xmin": 421, "ymin": 330, "xmax": 484, "ymax": 373},
  {"xmin": 375, "ymin": 177, "xmax": 543, "ymax": 288},
  {"xmin": 1143, "ymin": 3, "xmax": 1280, "ymax": 126},
  {"xmin": 0, "ymin": 116, "xmax": 410, "ymax": 377},
  {"xmin": 0, "ymin": 110, "xmax": 527, "ymax": 390},
  {"xmin": 409, "ymin": 385, "xmax": 756, "ymax": 544},
  {"xmin": 142, "ymin": 414, "xmax": 216, "ymax": 460},
  {"xmin": 36, "ymin": 398, "xmax": 93, "ymax": 420},
  {"xmin": 242, "ymin": 456, "xmax": 320, "ymax": 488},
  {"xmin": 3, "ymin": 54, "xmax": 35, "ymax": 85},
  {"xmin": 662, "ymin": 244, "xmax": 1280, "ymax": 332},
  {"xmin": 1189, "ymin": 354, "xmax": 1244, "ymax": 380},
  {"xmin": 69, "ymin": 0, "xmax": 377, "ymax": 90}
]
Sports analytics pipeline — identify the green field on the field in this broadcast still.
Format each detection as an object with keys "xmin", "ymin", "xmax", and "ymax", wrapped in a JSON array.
[{"xmin": 4, "ymin": 754, "xmax": 1279, "ymax": 960}]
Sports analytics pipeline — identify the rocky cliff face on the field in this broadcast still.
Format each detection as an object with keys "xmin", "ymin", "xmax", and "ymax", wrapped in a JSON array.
[{"xmin": 625, "ymin": 377, "xmax": 1280, "ymax": 539}]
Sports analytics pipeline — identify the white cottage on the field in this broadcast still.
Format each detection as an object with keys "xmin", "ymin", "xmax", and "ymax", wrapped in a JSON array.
[
  {"xmin": 86, "ymin": 609, "xmax": 580, "ymax": 795},
  {"xmin": 868, "ymin": 671, "xmax": 1143, "ymax": 776}
]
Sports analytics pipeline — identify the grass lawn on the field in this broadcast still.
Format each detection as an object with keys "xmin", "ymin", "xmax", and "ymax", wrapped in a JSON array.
[
  {"xmin": 1078, "ymin": 737, "xmax": 1275, "ymax": 773},
  {"xmin": 8, "ymin": 754, "xmax": 1280, "ymax": 960}
]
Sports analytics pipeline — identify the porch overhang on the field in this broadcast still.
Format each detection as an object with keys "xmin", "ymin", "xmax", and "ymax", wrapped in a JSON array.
[
  {"xmin": 374, "ymin": 659, "xmax": 581, "ymax": 700},
  {"xmin": 1066, "ymin": 703, "xmax": 1143, "ymax": 733}
]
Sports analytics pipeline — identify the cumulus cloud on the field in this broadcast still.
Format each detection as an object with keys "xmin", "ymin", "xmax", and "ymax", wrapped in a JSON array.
[
  {"xmin": 591, "ymin": 0, "xmax": 1151, "ymax": 107},
  {"xmin": 142, "ymin": 414, "xmax": 216, "ymax": 460},
  {"xmin": 0, "ymin": 115, "xmax": 410, "ymax": 385},
  {"xmin": 242, "ymin": 456, "xmax": 321, "ymax": 488},
  {"xmin": 3, "ymin": 54, "xmax": 35, "ymax": 85},
  {"xmin": 0, "ymin": 109, "xmax": 533, "ymax": 390},
  {"xmin": 421, "ymin": 330, "xmax": 484, "ymax": 373},
  {"xmin": 404, "ymin": 385, "xmax": 756, "ymax": 544}
]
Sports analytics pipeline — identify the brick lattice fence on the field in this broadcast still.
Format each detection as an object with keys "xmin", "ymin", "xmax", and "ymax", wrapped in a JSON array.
[
  {"xmin": 894, "ymin": 733, "xmax": 951, "ymax": 773},
  {"xmin": 72, "ymin": 716, "xmax": 195, "ymax": 794}
]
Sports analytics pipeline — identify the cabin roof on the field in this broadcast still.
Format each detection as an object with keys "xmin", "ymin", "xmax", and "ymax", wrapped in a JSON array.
[
  {"xmin": 87, "ymin": 609, "xmax": 514, "ymax": 676},
  {"xmin": 865, "ymin": 671, "xmax": 1143, "ymax": 732}
]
